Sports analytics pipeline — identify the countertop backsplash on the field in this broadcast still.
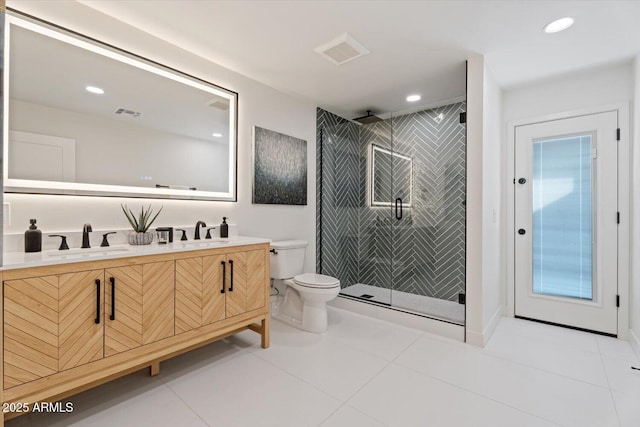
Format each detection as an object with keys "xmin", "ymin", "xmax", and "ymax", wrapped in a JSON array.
[{"xmin": 3, "ymin": 223, "xmax": 238, "ymax": 254}]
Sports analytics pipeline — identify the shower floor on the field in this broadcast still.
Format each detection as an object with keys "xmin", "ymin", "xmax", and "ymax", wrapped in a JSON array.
[{"xmin": 340, "ymin": 283, "xmax": 465, "ymax": 325}]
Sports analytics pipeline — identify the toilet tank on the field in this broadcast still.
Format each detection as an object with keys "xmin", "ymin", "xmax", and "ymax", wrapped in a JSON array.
[{"xmin": 270, "ymin": 240, "xmax": 308, "ymax": 279}]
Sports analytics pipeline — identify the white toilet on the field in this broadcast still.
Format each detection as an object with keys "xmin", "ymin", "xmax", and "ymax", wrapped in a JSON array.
[{"xmin": 270, "ymin": 240, "xmax": 340, "ymax": 333}]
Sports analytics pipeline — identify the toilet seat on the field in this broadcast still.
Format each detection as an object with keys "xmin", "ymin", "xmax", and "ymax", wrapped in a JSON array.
[{"xmin": 293, "ymin": 273, "xmax": 340, "ymax": 289}]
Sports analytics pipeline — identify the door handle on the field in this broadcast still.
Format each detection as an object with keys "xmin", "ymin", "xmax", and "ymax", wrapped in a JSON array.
[
  {"xmin": 229, "ymin": 260, "xmax": 234, "ymax": 292},
  {"xmin": 95, "ymin": 279, "xmax": 101, "ymax": 324},
  {"xmin": 109, "ymin": 277, "xmax": 115, "ymax": 320},
  {"xmin": 518, "ymin": 228, "xmax": 526, "ymax": 235},
  {"xmin": 395, "ymin": 198, "xmax": 403, "ymax": 220},
  {"xmin": 220, "ymin": 261, "xmax": 226, "ymax": 294},
  {"xmin": 518, "ymin": 178, "xmax": 527, "ymax": 184}
]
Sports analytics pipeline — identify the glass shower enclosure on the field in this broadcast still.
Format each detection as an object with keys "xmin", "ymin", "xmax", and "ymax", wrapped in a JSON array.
[{"xmin": 318, "ymin": 101, "xmax": 466, "ymax": 325}]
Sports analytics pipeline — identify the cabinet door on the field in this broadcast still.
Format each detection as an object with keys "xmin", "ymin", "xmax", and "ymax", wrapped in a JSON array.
[
  {"xmin": 58, "ymin": 270, "xmax": 104, "ymax": 371},
  {"xmin": 202, "ymin": 254, "xmax": 226, "ymax": 325},
  {"xmin": 246, "ymin": 249, "xmax": 267, "ymax": 312},
  {"xmin": 104, "ymin": 266, "xmax": 143, "ymax": 357},
  {"xmin": 176, "ymin": 257, "xmax": 203, "ymax": 333},
  {"xmin": 4, "ymin": 276, "xmax": 59, "ymax": 389},
  {"xmin": 142, "ymin": 261, "xmax": 175, "ymax": 344},
  {"xmin": 225, "ymin": 252, "xmax": 247, "ymax": 318}
]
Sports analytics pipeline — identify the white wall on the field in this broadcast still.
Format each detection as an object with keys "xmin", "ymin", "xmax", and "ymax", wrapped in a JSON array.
[
  {"xmin": 10, "ymin": 99, "xmax": 229, "ymax": 191},
  {"xmin": 466, "ymin": 55, "xmax": 504, "ymax": 347},
  {"xmin": 631, "ymin": 56, "xmax": 640, "ymax": 358},
  {"xmin": 4, "ymin": 1, "xmax": 318, "ymax": 272},
  {"xmin": 481, "ymin": 65, "xmax": 504, "ymax": 338},
  {"xmin": 465, "ymin": 55, "xmax": 484, "ymax": 345},
  {"xmin": 503, "ymin": 61, "xmax": 633, "ymax": 123}
]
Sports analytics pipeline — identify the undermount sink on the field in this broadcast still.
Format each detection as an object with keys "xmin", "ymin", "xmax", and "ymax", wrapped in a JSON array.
[
  {"xmin": 179, "ymin": 239, "xmax": 230, "ymax": 248},
  {"xmin": 46, "ymin": 247, "xmax": 131, "ymax": 257}
]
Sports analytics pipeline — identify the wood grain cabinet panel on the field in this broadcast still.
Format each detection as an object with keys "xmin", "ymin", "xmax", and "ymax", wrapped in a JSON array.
[
  {"xmin": 142, "ymin": 261, "xmax": 175, "ymax": 344},
  {"xmin": 105, "ymin": 261, "xmax": 175, "ymax": 355},
  {"xmin": 3, "ymin": 276, "xmax": 58, "ymax": 389},
  {"xmin": 246, "ymin": 250, "xmax": 266, "ymax": 312},
  {"xmin": 176, "ymin": 250, "xmax": 264, "ymax": 331},
  {"xmin": 175, "ymin": 257, "xmax": 203, "ymax": 333},
  {"xmin": 225, "ymin": 252, "xmax": 247, "ymax": 318},
  {"xmin": 58, "ymin": 270, "xmax": 105, "ymax": 371},
  {"xmin": 202, "ymin": 255, "xmax": 226, "ymax": 325},
  {"xmin": 104, "ymin": 266, "xmax": 143, "ymax": 357}
]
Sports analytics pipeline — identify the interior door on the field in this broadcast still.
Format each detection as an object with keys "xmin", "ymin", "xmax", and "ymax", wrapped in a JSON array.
[{"xmin": 514, "ymin": 111, "xmax": 618, "ymax": 335}]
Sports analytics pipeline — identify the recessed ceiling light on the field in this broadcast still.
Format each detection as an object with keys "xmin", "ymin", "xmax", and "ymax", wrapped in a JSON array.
[
  {"xmin": 544, "ymin": 17, "xmax": 574, "ymax": 33},
  {"xmin": 406, "ymin": 94, "xmax": 421, "ymax": 102},
  {"xmin": 212, "ymin": 133, "xmax": 223, "ymax": 138},
  {"xmin": 86, "ymin": 85, "xmax": 104, "ymax": 95}
]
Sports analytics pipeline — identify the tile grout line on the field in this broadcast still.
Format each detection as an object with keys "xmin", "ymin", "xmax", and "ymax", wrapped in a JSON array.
[
  {"xmin": 596, "ymin": 338, "xmax": 625, "ymax": 427},
  {"xmin": 457, "ymin": 332, "xmax": 616, "ymax": 391},
  {"xmin": 318, "ymin": 332, "xmax": 426, "ymax": 427},
  {"xmin": 263, "ymin": 326, "xmax": 425, "ymax": 427},
  {"xmin": 162, "ymin": 382, "xmax": 213, "ymax": 427},
  {"xmin": 392, "ymin": 360, "xmax": 567, "ymax": 427},
  {"xmin": 159, "ymin": 346, "xmax": 258, "ymax": 427},
  {"xmin": 391, "ymin": 329, "xmax": 569, "ymax": 425}
]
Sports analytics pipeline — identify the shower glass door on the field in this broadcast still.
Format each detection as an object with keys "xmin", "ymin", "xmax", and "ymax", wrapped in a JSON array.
[
  {"xmin": 320, "ymin": 122, "xmax": 391, "ymax": 305},
  {"xmin": 389, "ymin": 104, "xmax": 467, "ymax": 324}
]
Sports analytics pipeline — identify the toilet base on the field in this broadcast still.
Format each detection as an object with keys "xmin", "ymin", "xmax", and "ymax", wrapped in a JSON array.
[{"xmin": 273, "ymin": 282, "xmax": 338, "ymax": 333}]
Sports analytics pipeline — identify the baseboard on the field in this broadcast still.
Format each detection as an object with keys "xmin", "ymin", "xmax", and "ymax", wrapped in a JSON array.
[
  {"xmin": 630, "ymin": 329, "xmax": 640, "ymax": 361},
  {"xmin": 467, "ymin": 305, "xmax": 503, "ymax": 347}
]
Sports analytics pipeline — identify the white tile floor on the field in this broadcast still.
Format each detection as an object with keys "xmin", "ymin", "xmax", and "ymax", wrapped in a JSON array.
[{"xmin": 7, "ymin": 308, "xmax": 640, "ymax": 427}]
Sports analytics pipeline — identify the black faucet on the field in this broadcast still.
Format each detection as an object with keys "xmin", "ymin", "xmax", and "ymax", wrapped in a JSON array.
[
  {"xmin": 194, "ymin": 221, "xmax": 207, "ymax": 240},
  {"xmin": 82, "ymin": 223, "xmax": 93, "ymax": 248}
]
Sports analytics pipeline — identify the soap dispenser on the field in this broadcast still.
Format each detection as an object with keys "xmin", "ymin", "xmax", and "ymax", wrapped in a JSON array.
[
  {"xmin": 220, "ymin": 217, "xmax": 229, "ymax": 238},
  {"xmin": 25, "ymin": 219, "xmax": 42, "ymax": 253}
]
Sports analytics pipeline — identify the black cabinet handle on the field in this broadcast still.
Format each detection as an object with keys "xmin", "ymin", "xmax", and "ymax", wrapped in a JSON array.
[
  {"xmin": 110, "ymin": 277, "xmax": 115, "ymax": 320},
  {"xmin": 229, "ymin": 259, "xmax": 234, "ymax": 292},
  {"xmin": 395, "ymin": 198, "xmax": 403, "ymax": 220},
  {"xmin": 220, "ymin": 261, "xmax": 226, "ymax": 294},
  {"xmin": 95, "ymin": 279, "xmax": 101, "ymax": 324}
]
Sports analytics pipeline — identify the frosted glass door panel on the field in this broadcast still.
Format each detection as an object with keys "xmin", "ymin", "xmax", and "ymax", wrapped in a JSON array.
[{"xmin": 532, "ymin": 135, "xmax": 593, "ymax": 300}]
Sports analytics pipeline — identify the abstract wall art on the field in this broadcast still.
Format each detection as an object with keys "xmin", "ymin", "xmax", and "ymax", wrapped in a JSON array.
[{"xmin": 252, "ymin": 126, "xmax": 307, "ymax": 205}]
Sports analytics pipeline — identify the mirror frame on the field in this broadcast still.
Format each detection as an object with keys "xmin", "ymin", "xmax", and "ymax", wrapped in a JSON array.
[
  {"xmin": 369, "ymin": 144, "xmax": 412, "ymax": 208},
  {"xmin": 4, "ymin": 11, "xmax": 238, "ymax": 201}
]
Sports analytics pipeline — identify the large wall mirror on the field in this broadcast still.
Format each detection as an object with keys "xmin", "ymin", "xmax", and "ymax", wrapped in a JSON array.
[{"xmin": 4, "ymin": 13, "xmax": 238, "ymax": 201}]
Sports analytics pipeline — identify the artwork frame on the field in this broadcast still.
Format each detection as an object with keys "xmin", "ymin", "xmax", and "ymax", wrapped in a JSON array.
[{"xmin": 252, "ymin": 126, "xmax": 307, "ymax": 205}]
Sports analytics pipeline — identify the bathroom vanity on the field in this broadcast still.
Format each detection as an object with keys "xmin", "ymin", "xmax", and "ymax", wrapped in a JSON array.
[{"xmin": 0, "ymin": 238, "xmax": 270, "ymax": 420}]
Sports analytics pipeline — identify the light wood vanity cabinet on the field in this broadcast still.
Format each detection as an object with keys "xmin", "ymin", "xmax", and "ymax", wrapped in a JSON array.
[
  {"xmin": 4, "ymin": 275, "xmax": 59, "ymax": 389},
  {"xmin": 4, "ymin": 260, "xmax": 175, "ymax": 389},
  {"xmin": 105, "ymin": 261, "xmax": 175, "ymax": 356},
  {"xmin": 1, "ymin": 243, "xmax": 270, "ymax": 421},
  {"xmin": 175, "ymin": 249, "xmax": 266, "ymax": 334}
]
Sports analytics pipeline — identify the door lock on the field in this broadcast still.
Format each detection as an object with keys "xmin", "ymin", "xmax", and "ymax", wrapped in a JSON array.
[
  {"xmin": 518, "ymin": 178, "xmax": 527, "ymax": 184},
  {"xmin": 518, "ymin": 229, "xmax": 526, "ymax": 235}
]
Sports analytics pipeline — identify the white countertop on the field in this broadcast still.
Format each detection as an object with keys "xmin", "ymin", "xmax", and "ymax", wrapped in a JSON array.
[{"xmin": 2, "ymin": 236, "xmax": 271, "ymax": 270}]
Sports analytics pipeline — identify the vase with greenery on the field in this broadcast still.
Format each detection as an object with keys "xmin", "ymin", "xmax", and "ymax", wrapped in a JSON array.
[{"xmin": 121, "ymin": 204, "xmax": 163, "ymax": 245}]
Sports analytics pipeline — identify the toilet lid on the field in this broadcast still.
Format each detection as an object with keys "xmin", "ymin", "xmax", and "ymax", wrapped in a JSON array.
[{"xmin": 293, "ymin": 273, "xmax": 340, "ymax": 288}]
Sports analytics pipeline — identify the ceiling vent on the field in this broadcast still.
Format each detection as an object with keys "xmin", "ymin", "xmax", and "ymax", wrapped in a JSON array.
[
  {"xmin": 314, "ymin": 33, "xmax": 370, "ymax": 65},
  {"xmin": 206, "ymin": 95, "xmax": 230, "ymax": 111},
  {"xmin": 114, "ymin": 108, "xmax": 142, "ymax": 118}
]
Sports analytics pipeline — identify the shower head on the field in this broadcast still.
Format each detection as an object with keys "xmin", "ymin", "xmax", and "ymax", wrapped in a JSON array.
[{"xmin": 353, "ymin": 110, "xmax": 383, "ymax": 124}]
